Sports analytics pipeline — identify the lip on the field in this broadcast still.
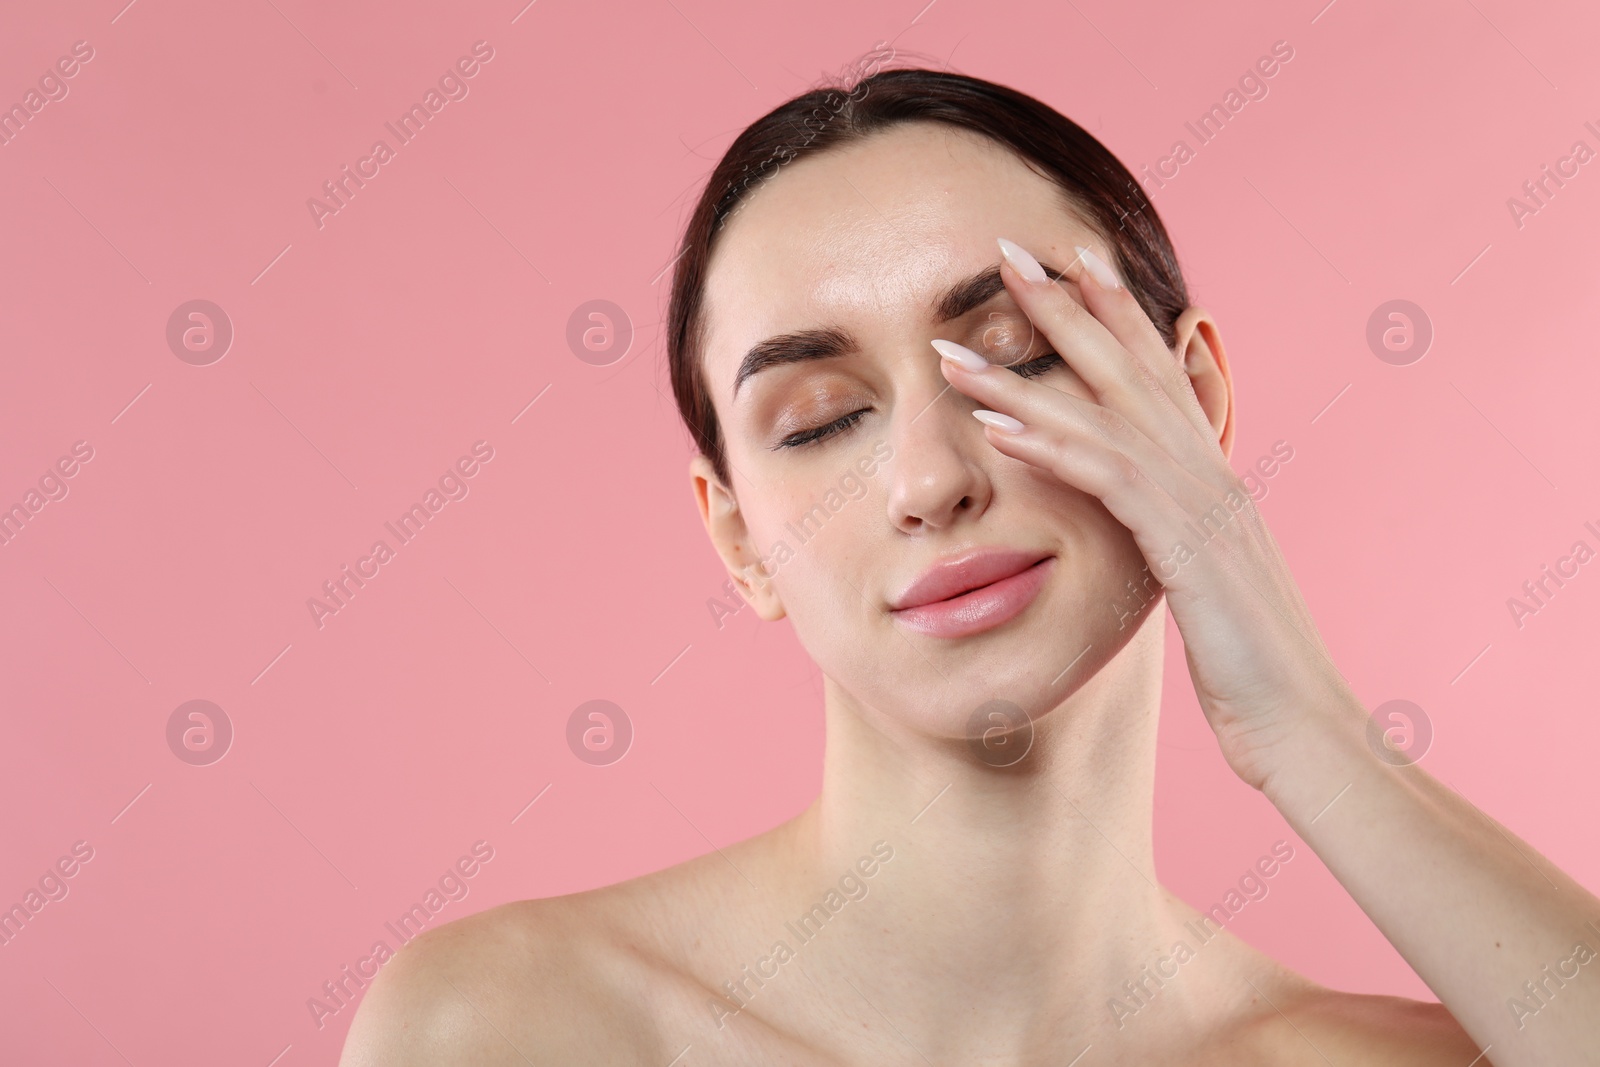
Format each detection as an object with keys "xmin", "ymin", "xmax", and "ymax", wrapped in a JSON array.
[{"xmin": 890, "ymin": 549, "xmax": 1056, "ymax": 639}]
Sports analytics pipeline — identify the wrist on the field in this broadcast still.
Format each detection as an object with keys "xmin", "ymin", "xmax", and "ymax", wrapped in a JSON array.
[{"xmin": 1254, "ymin": 695, "xmax": 1384, "ymax": 820}]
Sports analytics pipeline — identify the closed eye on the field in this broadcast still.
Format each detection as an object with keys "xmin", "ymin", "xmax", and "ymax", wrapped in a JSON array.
[
  {"xmin": 775, "ymin": 407, "xmax": 870, "ymax": 450},
  {"xmin": 774, "ymin": 352, "xmax": 1065, "ymax": 450},
  {"xmin": 1008, "ymin": 351, "xmax": 1063, "ymax": 379}
]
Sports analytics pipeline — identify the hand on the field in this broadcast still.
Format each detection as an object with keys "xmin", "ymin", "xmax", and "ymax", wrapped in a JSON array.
[
  {"xmin": 941, "ymin": 240, "xmax": 1600, "ymax": 1065},
  {"xmin": 933, "ymin": 237, "xmax": 1367, "ymax": 790}
]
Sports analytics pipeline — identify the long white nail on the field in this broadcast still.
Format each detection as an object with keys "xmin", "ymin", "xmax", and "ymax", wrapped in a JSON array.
[
  {"xmin": 931, "ymin": 338, "xmax": 989, "ymax": 371},
  {"xmin": 1074, "ymin": 245, "xmax": 1121, "ymax": 290},
  {"xmin": 973, "ymin": 409, "xmax": 1025, "ymax": 433},
  {"xmin": 996, "ymin": 237, "xmax": 1049, "ymax": 284}
]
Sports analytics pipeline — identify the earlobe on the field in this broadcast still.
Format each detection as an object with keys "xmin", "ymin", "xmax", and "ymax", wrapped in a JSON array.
[
  {"xmin": 687, "ymin": 454, "xmax": 787, "ymax": 623},
  {"xmin": 736, "ymin": 564, "xmax": 788, "ymax": 623}
]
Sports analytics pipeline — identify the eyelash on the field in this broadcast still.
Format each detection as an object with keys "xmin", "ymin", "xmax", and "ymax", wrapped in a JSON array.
[{"xmin": 775, "ymin": 352, "xmax": 1065, "ymax": 450}]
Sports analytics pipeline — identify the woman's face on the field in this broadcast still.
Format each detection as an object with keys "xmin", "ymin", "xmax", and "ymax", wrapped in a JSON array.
[{"xmin": 694, "ymin": 121, "xmax": 1175, "ymax": 739}]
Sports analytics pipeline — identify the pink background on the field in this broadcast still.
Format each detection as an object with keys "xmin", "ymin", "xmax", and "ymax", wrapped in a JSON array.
[{"xmin": 3, "ymin": 0, "xmax": 1599, "ymax": 1061}]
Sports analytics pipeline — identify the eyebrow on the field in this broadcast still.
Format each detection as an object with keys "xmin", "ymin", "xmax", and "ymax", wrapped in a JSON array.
[{"xmin": 731, "ymin": 260, "xmax": 1070, "ymax": 398}]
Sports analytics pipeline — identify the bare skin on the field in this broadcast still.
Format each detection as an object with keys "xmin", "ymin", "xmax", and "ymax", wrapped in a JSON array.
[
  {"xmin": 340, "ymin": 809, "xmax": 1480, "ymax": 1065},
  {"xmin": 341, "ymin": 122, "xmax": 1598, "ymax": 1066}
]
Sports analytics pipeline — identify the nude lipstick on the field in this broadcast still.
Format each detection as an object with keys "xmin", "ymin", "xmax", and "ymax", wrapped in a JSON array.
[{"xmin": 889, "ymin": 549, "xmax": 1055, "ymax": 639}]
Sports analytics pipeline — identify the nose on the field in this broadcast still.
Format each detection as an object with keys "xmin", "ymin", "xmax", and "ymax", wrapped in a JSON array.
[{"xmin": 883, "ymin": 371, "xmax": 993, "ymax": 534}]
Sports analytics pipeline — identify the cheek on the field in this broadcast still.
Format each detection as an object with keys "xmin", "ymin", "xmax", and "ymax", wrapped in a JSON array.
[
  {"xmin": 747, "ymin": 495, "xmax": 883, "ymax": 640},
  {"xmin": 1063, "ymin": 514, "xmax": 1157, "ymax": 658},
  {"xmin": 752, "ymin": 496, "xmax": 864, "ymax": 590},
  {"xmin": 1011, "ymin": 474, "xmax": 1149, "ymax": 616}
]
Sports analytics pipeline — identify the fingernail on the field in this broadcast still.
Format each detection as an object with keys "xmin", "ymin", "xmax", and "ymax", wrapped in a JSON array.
[
  {"xmin": 973, "ymin": 409, "xmax": 1025, "ymax": 433},
  {"xmin": 996, "ymin": 237, "xmax": 1050, "ymax": 285},
  {"xmin": 1074, "ymin": 245, "xmax": 1121, "ymax": 290},
  {"xmin": 931, "ymin": 338, "xmax": 990, "ymax": 372}
]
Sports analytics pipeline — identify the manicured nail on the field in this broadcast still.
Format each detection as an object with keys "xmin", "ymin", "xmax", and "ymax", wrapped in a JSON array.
[
  {"xmin": 1074, "ymin": 245, "xmax": 1121, "ymax": 290},
  {"xmin": 931, "ymin": 338, "xmax": 989, "ymax": 372},
  {"xmin": 973, "ymin": 409, "xmax": 1025, "ymax": 433},
  {"xmin": 996, "ymin": 237, "xmax": 1050, "ymax": 285}
]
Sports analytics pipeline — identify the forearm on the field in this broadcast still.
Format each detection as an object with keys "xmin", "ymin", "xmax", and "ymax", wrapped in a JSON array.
[{"xmin": 1262, "ymin": 702, "xmax": 1600, "ymax": 1066}]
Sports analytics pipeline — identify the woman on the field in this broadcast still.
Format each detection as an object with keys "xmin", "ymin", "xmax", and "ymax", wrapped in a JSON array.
[{"xmin": 340, "ymin": 65, "xmax": 1600, "ymax": 1065}]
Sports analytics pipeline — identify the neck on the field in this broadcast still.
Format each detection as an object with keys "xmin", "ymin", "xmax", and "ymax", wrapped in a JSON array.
[{"xmin": 779, "ymin": 605, "xmax": 1224, "ymax": 1058}]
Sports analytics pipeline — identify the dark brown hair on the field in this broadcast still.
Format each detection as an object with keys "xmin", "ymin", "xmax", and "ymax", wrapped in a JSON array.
[{"xmin": 667, "ymin": 61, "xmax": 1190, "ymax": 487}]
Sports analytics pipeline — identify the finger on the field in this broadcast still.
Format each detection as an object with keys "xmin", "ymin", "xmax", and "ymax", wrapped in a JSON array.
[
  {"xmin": 996, "ymin": 237, "xmax": 1218, "ymax": 458},
  {"xmin": 968, "ymin": 393, "xmax": 1344, "ymax": 712},
  {"xmin": 936, "ymin": 339, "xmax": 1225, "ymax": 508},
  {"xmin": 1056, "ymin": 243, "xmax": 1196, "ymax": 402},
  {"xmin": 968, "ymin": 396, "xmax": 1248, "ymax": 600},
  {"xmin": 935, "ymin": 345, "xmax": 1241, "ymax": 563},
  {"xmin": 950, "ymin": 351, "xmax": 1309, "ymax": 677}
]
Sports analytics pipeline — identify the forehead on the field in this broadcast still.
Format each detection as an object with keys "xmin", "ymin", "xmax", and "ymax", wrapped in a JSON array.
[{"xmin": 700, "ymin": 122, "xmax": 1099, "ymax": 399}]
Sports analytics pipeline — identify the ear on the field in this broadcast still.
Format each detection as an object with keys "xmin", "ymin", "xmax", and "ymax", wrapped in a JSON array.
[
  {"xmin": 1171, "ymin": 306, "xmax": 1236, "ymax": 461},
  {"xmin": 689, "ymin": 453, "xmax": 787, "ymax": 622}
]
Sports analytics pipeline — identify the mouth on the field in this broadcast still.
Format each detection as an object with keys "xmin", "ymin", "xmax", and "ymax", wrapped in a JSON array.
[{"xmin": 890, "ymin": 551, "xmax": 1056, "ymax": 639}]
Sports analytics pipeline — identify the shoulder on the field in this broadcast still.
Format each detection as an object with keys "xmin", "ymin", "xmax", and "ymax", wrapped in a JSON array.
[
  {"xmin": 337, "ymin": 822, "xmax": 802, "ymax": 1066},
  {"xmin": 1245, "ymin": 985, "xmax": 1485, "ymax": 1065},
  {"xmin": 335, "ymin": 840, "xmax": 769, "ymax": 1067},
  {"xmin": 336, "ymin": 892, "xmax": 674, "ymax": 1066}
]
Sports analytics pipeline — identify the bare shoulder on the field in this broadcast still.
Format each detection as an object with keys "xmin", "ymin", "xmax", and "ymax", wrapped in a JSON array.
[
  {"xmin": 1255, "ymin": 985, "xmax": 1486, "ymax": 1065},
  {"xmin": 336, "ymin": 842, "xmax": 765, "ymax": 1067},
  {"xmin": 337, "ymin": 888, "xmax": 676, "ymax": 1066}
]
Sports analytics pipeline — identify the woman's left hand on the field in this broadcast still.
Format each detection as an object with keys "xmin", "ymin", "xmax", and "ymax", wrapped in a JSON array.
[
  {"xmin": 938, "ymin": 239, "xmax": 1600, "ymax": 1067},
  {"xmin": 934, "ymin": 236, "xmax": 1366, "ymax": 791}
]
